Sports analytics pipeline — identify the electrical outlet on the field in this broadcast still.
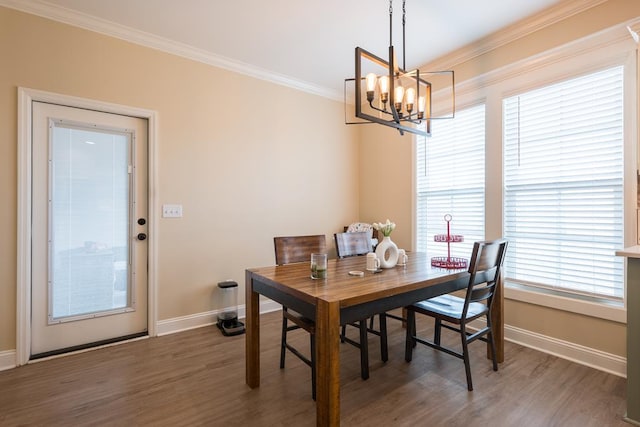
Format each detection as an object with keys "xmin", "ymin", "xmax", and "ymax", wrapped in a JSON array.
[{"xmin": 162, "ymin": 204, "xmax": 183, "ymax": 218}]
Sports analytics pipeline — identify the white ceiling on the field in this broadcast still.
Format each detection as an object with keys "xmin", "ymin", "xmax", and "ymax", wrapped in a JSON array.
[{"xmin": 5, "ymin": 0, "xmax": 584, "ymax": 99}]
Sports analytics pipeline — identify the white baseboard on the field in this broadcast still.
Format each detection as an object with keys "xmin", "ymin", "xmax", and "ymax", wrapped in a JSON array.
[
  {"xmin": 2, "ymin": 305, "xmax": 624, "ymax": 377},
  {"xmin": 505, "ymin": 324, "xmax": 626, "ymax": 377},
  {"xmin": 469, "ymin": 319, "xmax": 627, "ymax": 378},
  {"xmin": 157, "ymin": 303, "xmax": 626, "ymax": 377},
  {"xmin": 0, "ymin": 350, "xmax": 16, "ymax": 372},
  {"xmin": 156, "ymin": 299, "xmax": 282, "ymax": 336},
  {"xmin": 0, "ymin": 300, "xmax": 282, "ymax": 371}
]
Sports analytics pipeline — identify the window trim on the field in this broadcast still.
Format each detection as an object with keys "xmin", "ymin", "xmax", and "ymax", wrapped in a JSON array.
[
  {"xmin": 414, "ymin": 103, "xmax": 486, "ymax": 259},
  {"xmin": 502, "ymin": 65, "xmax": 625, "ymax": 301},
  {"xmin": 505, "ymin": 282, "xmax": 625, "ymax": 323},
  {"xmin": 413, "ymin": 19, "xmax": 638, "ymax": 321}
]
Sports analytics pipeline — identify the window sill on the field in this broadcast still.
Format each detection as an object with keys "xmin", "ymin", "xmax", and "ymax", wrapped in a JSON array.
[{"xmin": 504, "ymin": 283, "xmax": 626, "ymax": 324}]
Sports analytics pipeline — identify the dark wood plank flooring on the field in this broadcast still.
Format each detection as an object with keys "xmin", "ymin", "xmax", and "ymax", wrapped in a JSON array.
[{"xmin": 0, "ymin": 310, "xmax": 628, "ymax": 426}]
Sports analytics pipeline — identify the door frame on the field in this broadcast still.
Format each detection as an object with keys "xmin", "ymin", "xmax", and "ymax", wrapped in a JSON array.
[{"xmin": 16, "ymin": 87, "xmax": 159, "ymax": 366}]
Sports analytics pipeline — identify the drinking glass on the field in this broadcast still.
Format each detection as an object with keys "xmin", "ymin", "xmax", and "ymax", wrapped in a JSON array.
[{"xmin": 311, "ymin": 253, "xmax": 327, "ymax": 279}]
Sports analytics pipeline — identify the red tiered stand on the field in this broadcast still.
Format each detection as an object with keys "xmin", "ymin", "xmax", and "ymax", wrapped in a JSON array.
[{"xmin": 430, "ymin": 214, "xmax": 468, "ymax": 269}]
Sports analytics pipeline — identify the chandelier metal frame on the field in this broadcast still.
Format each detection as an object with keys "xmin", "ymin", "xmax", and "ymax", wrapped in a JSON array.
[{"xmin": 346, "ymin": 0, "xmax": 455, "ymax": 137}]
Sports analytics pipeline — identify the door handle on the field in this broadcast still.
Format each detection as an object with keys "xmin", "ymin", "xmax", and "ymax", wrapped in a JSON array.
[{"xmin": 137, "ymin": 233, "xmax": 147, "ymax": 241}]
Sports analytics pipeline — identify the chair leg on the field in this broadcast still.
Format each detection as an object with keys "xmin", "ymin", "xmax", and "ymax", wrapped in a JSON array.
[
  {"xmin": 379, "ymin": 313, "xmax": 388, "ymax": 363},
  {"xmin": 487, "ymin": 317, "xmax": 498, "ymax": 372},
  {"xmin": 488, "ymin": 331, "xmax": 498, "ymax": 372},
  {"xmin": 404, "ymin": 310, "xmax": 416, "ymax": 362},
  {"xmin": 359, "ymin": 320, "xmax": 369, "ymax": 380},
  {"xmin": 341, "ymin": 325, "xmax": 346, "ymax": 343},
  {"xmin": 434, "ymin": 318, "xmax": 442, "ymax": 345},
  {"xmin": 310, "ymin": 333, "xmax": 316, "ymax": 400},
  {"xmin": 280, "ymin": 311, "xmax": 287, "ymax": 369},
  {"xmin": 460, "ymin": 324, "xmax": 473, "ymax": 391}
]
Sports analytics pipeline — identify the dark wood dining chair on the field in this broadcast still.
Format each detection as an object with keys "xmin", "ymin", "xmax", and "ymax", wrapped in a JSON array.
[
  {"xmin": 342, "ymin": 226, "xmax": 406, "ymax": 328},
  {"xmin": 335, "ymin": 230, "xmax": 372, "ymax": 257},
  {"xmin": 339, "ymin": 227, "xmax": 406, "ymax": 327},
  {"xmin": 274, "ymin": 234, "xmax": 326, "ymax": 400},
  {"xmin": 274, "ymin": 235, "xmax": 327, "ymax": 266},
  {"xmin": 404, "ymin": 239, "xmax": 508, "ymax": 391},
  {"xmin": 343, "ymin": 223, "xmax": 378, "ymax": 251},
  {"xmin": 334, "ymin": 231, "xmax": 388, "ymax": 367}
]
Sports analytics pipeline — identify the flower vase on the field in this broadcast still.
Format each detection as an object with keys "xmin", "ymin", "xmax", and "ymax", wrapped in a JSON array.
[{"xmin": 375, "ymin": 235, "xmax": 399, "ymax": 268}]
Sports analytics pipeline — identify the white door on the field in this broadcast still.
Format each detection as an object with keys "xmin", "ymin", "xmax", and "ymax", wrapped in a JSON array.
[{"xmin": 31, "ymin": 101, "xmax": 148, "ymax": 357}]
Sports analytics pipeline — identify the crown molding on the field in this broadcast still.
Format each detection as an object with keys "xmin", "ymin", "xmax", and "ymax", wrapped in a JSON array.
[
  {"xmin": 424, "ymin": 0, "xmax": 609, "ymax": 71},
  {"xmin": 0, "ymin": 0, "xmax": 343, "ymax": 101},
  {"xmin": 453, "ymin": 16, "xmax": 640, "ymax": 102},
  {"xmin": 0, "ymin": 0, "xmax": 608, "ymax": 102}
]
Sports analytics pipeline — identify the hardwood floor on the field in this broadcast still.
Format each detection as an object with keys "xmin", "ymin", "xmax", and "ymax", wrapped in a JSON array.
[{"xmin": 0, "ymin": 310, "xmax": 628, "ymax": 426}]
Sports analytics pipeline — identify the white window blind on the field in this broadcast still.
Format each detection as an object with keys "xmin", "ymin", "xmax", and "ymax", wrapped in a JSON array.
[
  {"xmin": 503, "ymin": 66, "xmax": 624, "ymax": 300},
  {"xmin": 416, "ymin": 104, "xmax": 485, "ymax": 259}
]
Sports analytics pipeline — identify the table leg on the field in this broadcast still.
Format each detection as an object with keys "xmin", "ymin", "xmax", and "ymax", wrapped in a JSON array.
[
  {"xmin": 315, "ymin": 299, "xmax": 340, "ymax": 426},
  {"xmin": 245, "ymin": 270, "xmax": 260, "ymax": 388},
  {"xmin": 489, "ymin": 271, "xmax": 504, "ymax": 363}
]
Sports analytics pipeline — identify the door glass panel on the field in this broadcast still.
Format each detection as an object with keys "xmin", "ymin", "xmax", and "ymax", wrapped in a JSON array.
[{"xmin": 50, "ymin": 122, "xmax": 131, "ymax": 321}]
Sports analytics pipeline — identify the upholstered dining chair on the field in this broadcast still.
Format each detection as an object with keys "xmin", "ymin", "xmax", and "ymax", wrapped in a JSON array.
[
  {"xmin": 274, "ymin": 234, "xmax": 326, "ymax": 400},
  {"xmin": 404, "ymin": 239, "xmax": 508, "ymax": 391},
  {"xmin": 334, "ymin": 231, "xmax": 388, "ymax": 366}
]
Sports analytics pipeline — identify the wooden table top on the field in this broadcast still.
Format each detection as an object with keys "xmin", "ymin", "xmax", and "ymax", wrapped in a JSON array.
[{"xmin": 248, "ymin": 252, "xmax": 469, "ymax": 307}]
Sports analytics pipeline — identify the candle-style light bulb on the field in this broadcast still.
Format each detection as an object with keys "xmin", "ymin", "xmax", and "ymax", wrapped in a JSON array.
[
  {"xmin": 394, "ymin": 85, "xmax": 405, "ymax": 114},
  {"xmin": 405, "ymin": 88, "xmax": 415, "ymax": 114},
  {"xmin": 418, "ymin": 96, "xmax": 426, "ymax": 120},
  {"xmin": 379, "ymin": 75, "xmax": 389, "ymax": 105},
  {"xmin": 366, "ymin": 73, "xmax": 377, "ymax": 91},
  {"xmin": 365, "ymin": 73, "xmax": 377, "ymax": 102}
]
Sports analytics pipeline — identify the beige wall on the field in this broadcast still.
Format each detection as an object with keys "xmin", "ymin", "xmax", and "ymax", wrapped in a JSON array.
[
  {"xmin": 360, "ymin": 0, "xmax": 640, "ymax": 358},
  {"xmin": 0, "ymin": 7, "xmax": 361, "ymax": 351},
  {"xmin": 1, "ymin": 1, "xmax": 637, "ymax": 360},
  {"xmin": 358, "ymin": 125, "xmax": 413, "ymax": 250}
]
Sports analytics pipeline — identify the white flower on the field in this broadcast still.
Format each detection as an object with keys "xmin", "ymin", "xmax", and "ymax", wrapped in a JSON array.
[{"xmin": 373, "ymin": 219, "xmax": 396, "ymax": 237}]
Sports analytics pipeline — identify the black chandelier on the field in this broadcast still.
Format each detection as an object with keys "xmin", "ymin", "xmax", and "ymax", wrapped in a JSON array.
[{"xmin": 345, "ymin": 0, "xmax": 455, "ymax": 137}]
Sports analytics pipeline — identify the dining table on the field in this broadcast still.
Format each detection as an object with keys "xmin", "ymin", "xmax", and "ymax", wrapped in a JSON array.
[{"xmin": 245, "ymin": 252, "xmax": 504, "ymax": 426}]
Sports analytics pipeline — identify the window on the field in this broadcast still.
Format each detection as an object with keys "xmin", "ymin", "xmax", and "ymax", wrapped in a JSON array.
[
  {"xmin": 503, "ymin": 66, "xmax": 624, "ymax": 300},
  {"xmin": 416, "ymin": 104, "xmax": 485, "ymax": 259}
]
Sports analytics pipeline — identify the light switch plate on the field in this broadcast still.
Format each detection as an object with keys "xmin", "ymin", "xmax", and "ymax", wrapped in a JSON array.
[{"xmin": 162, "ymin": 204, "xmax": 183, "ymax": 218}]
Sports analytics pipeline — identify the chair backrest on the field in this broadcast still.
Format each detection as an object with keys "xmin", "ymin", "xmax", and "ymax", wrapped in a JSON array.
[
  {"xmin": 344, "ymin": 223, "xmax": 378, "ymax": 240},
  {"xmin": 274, "ymin": 235, "xmax": 327, "ymax": 265},
  {"xmin": 463, "ymin": 239, "xmax": 509, "ymax": 317},
  {"xmin": 334, "ymin": 231, "xmax": 371, "ymax": 258}
]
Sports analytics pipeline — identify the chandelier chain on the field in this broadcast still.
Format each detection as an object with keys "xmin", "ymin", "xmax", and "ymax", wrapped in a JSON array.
[
  {"xmin": 389, "ymin": 0, "xmax": 393, "ymax": 49},
  {"xmin": 402, "ymin": 1, "xmax": 406, "ymax": 26}
]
